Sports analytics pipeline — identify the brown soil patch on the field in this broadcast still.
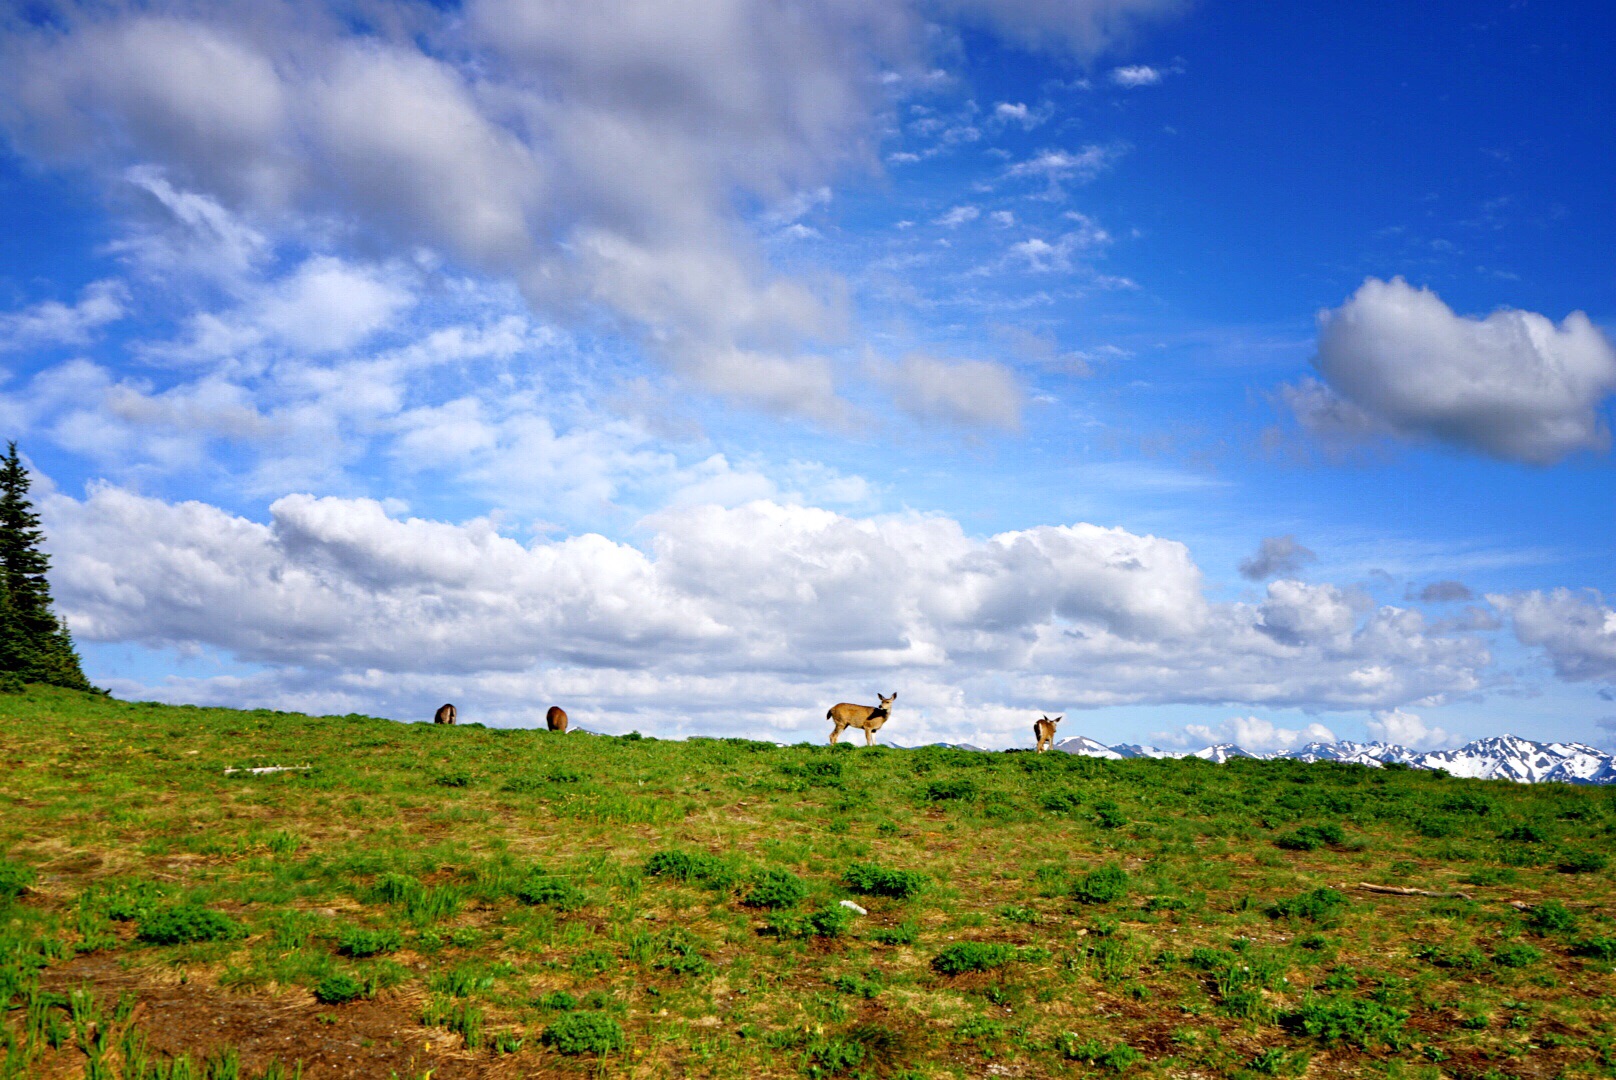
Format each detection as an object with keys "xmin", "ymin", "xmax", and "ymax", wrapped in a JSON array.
[{"xmin": 38, "ymin": 954, "xmax": 572, "ymax": 1079}]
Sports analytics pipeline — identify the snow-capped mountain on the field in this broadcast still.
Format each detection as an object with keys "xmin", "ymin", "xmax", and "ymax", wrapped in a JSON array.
[
  {"xmin": 1054, "ymin": 733, "xmax": 1616, "ymax": 785},
  {"xmin": 1051, "ymin": 736, "xmax": 1124, "ymax": 759}
]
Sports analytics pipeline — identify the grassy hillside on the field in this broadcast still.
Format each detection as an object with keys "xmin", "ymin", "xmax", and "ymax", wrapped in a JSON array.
[{"xmin": 1, "ymin": 687, "xmax": 1614, "ymax": 1079}]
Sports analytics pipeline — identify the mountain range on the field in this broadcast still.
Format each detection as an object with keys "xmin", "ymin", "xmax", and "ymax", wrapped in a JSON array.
[{"xmin": 1047, "ymin": 733, "xmax": 1616, "ymax": 785}]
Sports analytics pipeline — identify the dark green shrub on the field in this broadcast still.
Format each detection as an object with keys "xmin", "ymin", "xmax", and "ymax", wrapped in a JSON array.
[
  {"xmin": 542, "ymin": 1012, "xmax": 625, "ymax": 1055},
  {"xmin": 515, "ymin": 876, "xmax": 586, "ymax": 911},
  {"xmin": 1266, "ymin": 887, "xmax": 1348, "ymax": 923},
  {"xmin": 1527, "ymin": 900, "xmax": 1578, "ymax": 936},
  {"xmin": 1572, "ymin": 936, "xmax": 1616, "ymax": 960},
  {"xmin": 0, "ymin": 857, "xmax": 34, "ymax": 901},
  {"xmin": 137, "ymin": 905, "xmax": 244, "ymax": 945},
  {"xmin": 1071, "ymin": 865, "xmax": 1129, "ymax": 905},
  {"xmin": 931, "ymin": 942, "xmax": 1016, "ymax": 975},
  {"xmin": 1092, "ymin": 799, "xmax": 1127, "ymax": 829},
  {"xmin": 1439, "ymin": 792, "xmax": 1493, "ymax": 816},
  {"xmin": 1285, "ymin": 995, "xmax": 1409, "ymax": 1049},
  {"xmin": 1557, "ymin": 849, "xmax": 1609, "ymax": 874},
  {"xmin": 1060, "ymin": 1036, "xmax": 1142, "ymax": 1071},
  {"xmin": 769, "ymin": 903, "xmax": 853, "ymax": 939},
  {"xmin": 1497, "ymin": 823, "xmax": 1547, "ymax": 843},
  {"xmin": 366, "ymin": 872, "xmax": 420, "ymax": 904},
  {"xmin": 643, "ymin": 850, "xmax": 737, "ymax": 889},
  {"xmin": 1415, "ymin": 943, "xmax": 1486, "ymax": 970},
  {"xmin": 537, "ymin": 990, "xmax": 578, "ymax": 1011},
  {"xmin": 843, "ymin": 863, "xmax": 926, "ymax": 899},
  {"xmin": 1039, "ymin": 790, "xmax": 1082, "ymax": 814},
  {"xmin": 337, "ymin": 926, "xmax": 401, "ymax": 958},
  {"xmin": 1492, "ymin": 943, "xmax": 1542, "ymax": 968},
  {"xmin": 1275, "ymin": 824, "xmax": 1345, "ymax": 851},
  {"xmin": 871, "ymin": 921, "xmax": 918, "ymax": 946},
  {"xmin": 924, "ymin": 778, "xmax": 977, "ymax": 802},
  {"xmin": 744, "ymin": 869, "xmax": 808, "ymax": 910},
  {"xmin": 314, "ymin": 973, "xmax": 364, "ymax": 1004}
]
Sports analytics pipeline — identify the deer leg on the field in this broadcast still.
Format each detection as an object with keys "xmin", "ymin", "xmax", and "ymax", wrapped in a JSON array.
[
  {"xmin": 865, "ymin": 727, "xmax": 874, "ymax": 747},
  {"xmin": 829, "ymin": 724, "xmax": 841, "ymax": 745}
]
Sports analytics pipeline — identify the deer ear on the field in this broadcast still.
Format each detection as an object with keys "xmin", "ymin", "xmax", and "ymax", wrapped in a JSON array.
[{"xmin": 1055, "ymin": 716, "xmax": 1063, "ymax": 723}]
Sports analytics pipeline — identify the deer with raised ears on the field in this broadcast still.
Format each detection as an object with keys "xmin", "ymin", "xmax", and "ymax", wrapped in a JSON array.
[
  {"xmin": 546, "ymin": 705, "xmax": 569, "ymax": 733},
  {"xmin": 434, "ymin": 703, "xmax": 457, "ymax": 726},
  {"xmin": 1034, "ymin": 714, "xmax": 1061, "ymax": 753},
  {"xmin": 827, "ymin": 693, "xmax": 896, "ymax": 746}
]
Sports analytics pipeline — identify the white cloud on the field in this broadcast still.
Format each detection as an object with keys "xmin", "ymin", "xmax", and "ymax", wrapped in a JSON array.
[
  {"xmin": 1239, "ymin": 534, "xmax": 1317, "ymax": 581},
  {"xmin": 876, "ymin": 353, "xmax": 1023, "ymax": 431},
  {"xmin": 1491, "ymin": 588, "xmax": 1616, "ymax": 682},
  {"xmin": 0, "ymin": 280, "xmax": 128, "ymax": 350},
  {"xmin": 935, "ymin": 205, "xmax": 981, "ymax": 227},
  {"xmin": 1109, "ymin": 64, "xmax": 1161, "ymax": 87},
  {"xmin": 1366, "ymin": 707, "xmax": 1453, "ymax": 751},
  {"xmin": 989, "ymin": 210, "xmax": 1016, "ymax": 227},
  {"xmin": 1007, "ymin": 215, "xmax": 1111, "ymax": 271},
  {"xmin": 938, "ymin": 0, "xmax": 1186, "ymax": 58},
  {"xmin": 1005, "ymin": 145, "xmax": 1125, "ymax": 196},
  {"xmin": 42, "ymin": 480, "xmax": 1500, "ymax": 736},
  {"xmin": 991, "ymin": 101, "xmax": 1049, "ymax": 129},
  {"xmin": 1305, "ymin": 277, "xmax": 1616, "ymax": 464},
  {"xmin": 1156, "ymin": 716, "xmax": 1338, "ymax": 753}
]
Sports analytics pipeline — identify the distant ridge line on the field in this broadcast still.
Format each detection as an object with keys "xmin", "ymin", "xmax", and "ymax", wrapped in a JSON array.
[{"xmin": 1046, "ymin": 732, "xmax": 1616, "ymax": 785}]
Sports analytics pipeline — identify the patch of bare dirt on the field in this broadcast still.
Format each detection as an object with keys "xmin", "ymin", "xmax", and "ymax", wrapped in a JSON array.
[{"xmin": 39, "ymin": 954, "xmax": 573, "ymax": 1079}]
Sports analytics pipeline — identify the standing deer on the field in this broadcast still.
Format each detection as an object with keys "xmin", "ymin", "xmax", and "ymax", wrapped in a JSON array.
[
  {"xmin": 546, "ymin": 705, "xmax": 569, "ymax": 733},
  {"xmin": 1033, "ymin": 714, "xmax": 1062, "ymax": 752},
  {"xmin": 434, "ymin": 703, "xmax": 457, "ymax": 726},
  {"xmin": 827, "ymin": 692, "xmax": 897, "ymax": 746}
]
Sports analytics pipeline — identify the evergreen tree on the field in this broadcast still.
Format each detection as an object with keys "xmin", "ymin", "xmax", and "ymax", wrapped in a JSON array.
[{"xmin": 0, "ymin": 442, "xmax": 93, "ymax": 692}]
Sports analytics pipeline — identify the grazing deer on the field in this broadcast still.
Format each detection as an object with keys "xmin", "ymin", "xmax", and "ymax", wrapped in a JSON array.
[
  {"xmin": 546, "ymin": 705, "xmax": 569, "ymax": 733},
  {"xmin": 434, "ymin": 703, "xmax": 457, "ymax": 726},
  {"xmin": 1034, "ymin": 715, "xmax": 1061, "ymax": 753},
  {"xmin": 827, "ymin": 692, "xmax": 897, "ymax": 746}
]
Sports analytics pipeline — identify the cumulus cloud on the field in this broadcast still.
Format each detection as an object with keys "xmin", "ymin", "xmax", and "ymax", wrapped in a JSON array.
[
  {"xmin": 1004, "ymin": 145, "xmax": 1125, "ymax": 197},
  {"xmin": 0, "ymin": 1, "xmax": 1188, "ymax": 421},
  {"xmin": 0, "ymin": 280, "xmax": 129, "ymax": 350},
  {"xmin": 1301, "ymin": 277, "xmax": 1616, "ymax": 464},
  {"xmin": 1238, "ymin": 534, "xmax": 1316, "ymax": 581},
  {"xmin": 1157, "ymin": 716, "xmax": 1338, "ymax": 753},
  {"xmin": 42, "ymin": 481, "xmax": 1499, "ymax": 734},
  {"xmin": 875, "ymin": 353, "xmax": 1023, "ymax": 431},
  {"xmin": 1412, "ymin": 580, "xmax": 1473, "ymax": 603},
  {"xmin": 935, "ymin": 205, "xmax": 981, "ymax": 227},
  {"xmin": 1109, "ymin": 64, "xmax": 1162, "ymax": 87},
  {"xmin": 1366, "ymin": 707, "xmax": 1453, "ymax": 750},
  {"xmin": 1491, "ymin": 588, "xmax": 1616, "ymax": 681}
]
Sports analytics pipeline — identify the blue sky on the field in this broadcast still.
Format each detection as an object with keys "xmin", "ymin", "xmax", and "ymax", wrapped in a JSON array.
[{"xmin": 1, "ymin": 0, "xmax": 1612, "ymax": 751}]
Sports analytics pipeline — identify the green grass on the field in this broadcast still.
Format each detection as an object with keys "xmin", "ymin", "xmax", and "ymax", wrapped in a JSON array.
[{"xmin": 0, "ymin": 686, "xmax": 1613, "ymax": 1078}]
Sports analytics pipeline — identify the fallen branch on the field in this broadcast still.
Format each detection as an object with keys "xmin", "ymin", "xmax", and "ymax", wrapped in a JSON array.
[
  {"xmin": 223, "ymin": 764, "xmax": 312, "ymax": 776},
  {"xmin": 1355, "ymin": 882, "xmax": 1473, "ymax": 901}
]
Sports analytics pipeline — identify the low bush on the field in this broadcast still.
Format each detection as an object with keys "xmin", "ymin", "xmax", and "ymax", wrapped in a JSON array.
[
  {"xmin": 1072, "ymin": 865, "xmax": 1129, "ymax": 905},
  {"xmin": 1275, "ymin": 824, "xmax": 1345, "ymax": 851},
  {"xmin": 643, "ymin": 850, "xmax": 738, "ymax": 889},
  {"xmin": 843, "ymin": 863, "xmax": 926, "ymax": 899},
  {"xmin": 1267, "ymin": 887, "xmax": 1348, "ymax": 923},
  {"xmin": 1285, "ymin": 995, "xmax": 1409, "ymax": 1050},
  {"xmin": 1059, "ymin": 1036, "xmax": 1142, "ymax": 1071},
  {"xmin": 337, "ymin": 926, "xmax": 401, "ymax": 958},
  {"xmin": 1557, "ymin": 849, "xmax": 1609, "ymax": 874},
  {"xmin": 1527, "ymin": 900, "xmax": 1578, "ymax": 936},
  {"xmin": 515, "ymin": 875, "xmax": 586, "ymax": 911},
  {"xmin": 542, "ymin": 1012, "xmax": 625, "ymax": 1055},
  {"xmin": 924, "ymin": 778, "xmax": 977, "ymax": 802},
  {"xmin": 1492, "ymin": 943, "xmax": 1542, "ymax": 968},
  {"xmin": 137, "ymin": 905, "xmax": 244, "ymax": 945},
  {"xmin": 1497, "ymin": 823, "xmax": 1548, "ymax": 843},
  {"xmin": 768, "ymin": 903, "xmax": 852, "ymax": 939},
  {"xmin": 314, "ymin": 973, "xmax": 364, "ymax": 1004},
  {"xmin": 1572, "ymin": 936, "xmax": 1616, "ymax": 960},
  {"xmin": 1092, "ymin": 800, "xmax": 1127, "ymax": 829},
  {"xmin": 0, "ymin": 857, "xmax": 34, "ymax": 902},
  {"xmin": 744, "ymin": 869, "xmax": 808, "ymax": 910},
  {"xmin": 931, "ymin": 942, "xmax": 1017, "ymax": 975},
  {"xmin": 871, "ymin": 920, "xmax": 918, "ymax": 946},
  {"xmin": 537, "ymin": 990, "xmax": 578, "ymax": 1011}
]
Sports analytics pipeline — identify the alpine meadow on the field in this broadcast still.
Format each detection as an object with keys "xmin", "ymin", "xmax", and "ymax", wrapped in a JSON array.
[{"xmin": 3, "ymin": 0, "xmax": 1616, "ymax": 1078}]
